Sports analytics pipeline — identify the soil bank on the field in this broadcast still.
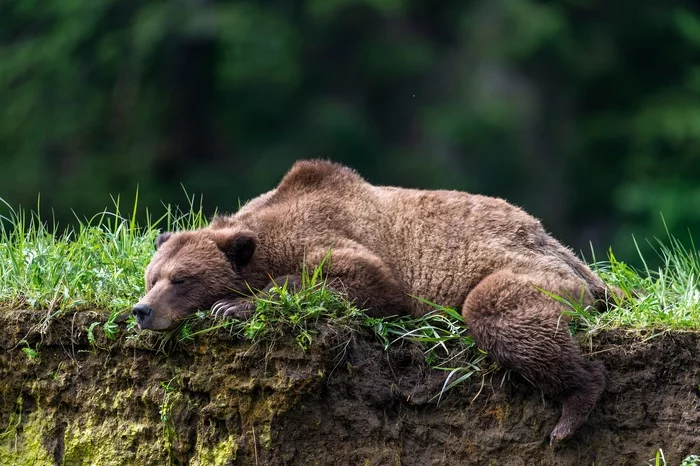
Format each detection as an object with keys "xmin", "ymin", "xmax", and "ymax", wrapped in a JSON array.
[{"xmin": 1, "ymin": 310, "xmax": 699, "ymax": 465}]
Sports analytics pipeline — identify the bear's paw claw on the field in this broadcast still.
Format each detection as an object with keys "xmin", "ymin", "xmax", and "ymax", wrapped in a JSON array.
[{"xmin": 211, "ymin": 299, "xmax": 255, "ymax": 320}]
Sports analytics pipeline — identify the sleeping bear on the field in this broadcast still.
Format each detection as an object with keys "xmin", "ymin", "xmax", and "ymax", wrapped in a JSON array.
[{"xmin": 134, "ymin": 159, "xmax": 613, "ymax": 443}]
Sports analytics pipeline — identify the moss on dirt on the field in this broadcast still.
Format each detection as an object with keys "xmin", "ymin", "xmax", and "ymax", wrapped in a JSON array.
[
  {"xmin": 0, "ymin": 401, "xmax": 54, "ymax": 466},
  {"xmin": 191, "ymin": 433, "xmax": 238, "ymax": 465},
  {"xmin": 63, "ymin": 416, "xmax": 166, "ymax": 465}
]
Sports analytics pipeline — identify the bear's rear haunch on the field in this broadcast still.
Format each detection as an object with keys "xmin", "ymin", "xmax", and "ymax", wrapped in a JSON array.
[{"xmin": 134, "ymin": 159, "xmax": 613, "ymax": 444}]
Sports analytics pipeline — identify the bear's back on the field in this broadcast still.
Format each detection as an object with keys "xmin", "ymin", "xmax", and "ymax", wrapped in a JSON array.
[{"xmin": 217, "ymin": 160, "xmax": 596, "ymax": 308}]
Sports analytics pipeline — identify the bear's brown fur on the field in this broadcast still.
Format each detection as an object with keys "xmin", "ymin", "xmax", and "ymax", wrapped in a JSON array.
[{"xmin": 134, "ymin": 159, "xmax": 613, "ymax": 443}]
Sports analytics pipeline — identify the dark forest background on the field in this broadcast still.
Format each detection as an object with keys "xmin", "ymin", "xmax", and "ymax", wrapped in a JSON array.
[{"xmin": 2, "ymin": 0, "xmax": 700, "ymax": 264}]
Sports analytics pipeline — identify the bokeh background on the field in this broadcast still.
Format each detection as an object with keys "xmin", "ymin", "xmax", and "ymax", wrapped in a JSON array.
[{"xmin": 2, "ymin": 0, "xmax": 699, "ymax": 264}]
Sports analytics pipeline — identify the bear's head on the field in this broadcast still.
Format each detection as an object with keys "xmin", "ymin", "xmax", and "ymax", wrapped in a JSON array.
[{"xmin": 132, "ymin": 228, "xmax": 259, "ymax": 330}]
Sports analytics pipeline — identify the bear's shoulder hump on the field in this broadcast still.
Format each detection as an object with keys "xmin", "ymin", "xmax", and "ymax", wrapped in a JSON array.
[{"xmin": 277, "ymin": 160, "xmax": 364, "ymax": 193}]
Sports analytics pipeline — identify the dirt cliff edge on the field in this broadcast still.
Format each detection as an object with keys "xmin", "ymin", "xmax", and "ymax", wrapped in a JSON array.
[{"xmin": 1, "ymin": 310, "xmax": 699, "ymax": 465}]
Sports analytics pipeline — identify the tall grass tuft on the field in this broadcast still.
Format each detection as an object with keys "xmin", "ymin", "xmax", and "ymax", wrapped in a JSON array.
[
  {"xmin": 591, "ymin": 228, "xmax": 700, "ymax": 330},
  {"xmin": 0, "ymin": 192, "xmax": 208, "ymax": 315}
]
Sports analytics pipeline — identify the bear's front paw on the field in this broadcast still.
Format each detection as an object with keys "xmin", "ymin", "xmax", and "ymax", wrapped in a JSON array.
[{"xmin": 211, "ymin": 298, "xmax": 256, "ymax": 320}]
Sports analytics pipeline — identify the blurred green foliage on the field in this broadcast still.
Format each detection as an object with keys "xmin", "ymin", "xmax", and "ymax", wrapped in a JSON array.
[{"xmin": 1, "ymin": 0, "xmax": 699, "ymax": 264}]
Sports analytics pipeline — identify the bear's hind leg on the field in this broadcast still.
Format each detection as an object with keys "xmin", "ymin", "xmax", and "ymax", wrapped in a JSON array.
[{"xmin": 461, "ymin": 269, "xmax": 606, "ymax": 444}]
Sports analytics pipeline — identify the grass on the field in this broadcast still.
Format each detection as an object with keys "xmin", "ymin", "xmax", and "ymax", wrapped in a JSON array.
[
  {"xmin": 1, "ymin": 196, "xmax": 699, "ymax": 377},
  {"xmin": 0, "ymin": 193, "xmax": 207, "ymax": 314},
  {"xmin": 649, "ymin": 449, "xmax": 700, "ymax": 466},
  {"xmin": 590, "ymin": 233, "xmax": 700, "ymax": 330},
  {"xmin": 2, "ymin": 197, "xmax": 699, "ymax": 328},
  {"xmin": 170, "ymin": 261, "xmax": 369, "ymax": 352}
]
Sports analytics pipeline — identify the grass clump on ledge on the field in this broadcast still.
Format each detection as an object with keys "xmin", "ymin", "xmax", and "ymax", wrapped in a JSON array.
[
  {"xmin": 590, "ymin": 233, "xmax": 700, "ymax": 330},
  {"xmin": 1, "ymin": 197, "xmax": 699, "ymax": 353},
  {"xmin": 0, "ymin": 194, "xmax": 208, "ymax": 314}
]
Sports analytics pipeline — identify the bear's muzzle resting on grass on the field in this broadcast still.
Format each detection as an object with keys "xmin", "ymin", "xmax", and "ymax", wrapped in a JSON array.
[{"xmin": 134, "ymin": 159, "xmax": 614, "ymax": 444}]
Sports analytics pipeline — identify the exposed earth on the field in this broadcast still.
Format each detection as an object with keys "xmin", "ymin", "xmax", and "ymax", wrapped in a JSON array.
[{"xmin": 1, "ymin": 310, "xmax": 699, "ymax": 465}]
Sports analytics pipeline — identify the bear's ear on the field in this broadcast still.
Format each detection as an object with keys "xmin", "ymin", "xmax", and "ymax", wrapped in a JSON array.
[
  {"xmin": 156, "ymin": 232, "xmax": 173, "ymax": 249},
  {"xmin": 213, "ymin": 230, "xmax": 258, "ymax": 268}
]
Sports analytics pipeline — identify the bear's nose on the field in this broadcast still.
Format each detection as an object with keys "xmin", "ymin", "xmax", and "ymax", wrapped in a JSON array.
[{"xmin": 132, "ymin": 303, "xmax": 153, "ymax": 321}]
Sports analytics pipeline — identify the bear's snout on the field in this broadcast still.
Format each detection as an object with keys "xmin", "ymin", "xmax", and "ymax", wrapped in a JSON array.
[{"xmin": 132, "ymin": 303, "xmax": 153, "ymax": 325}]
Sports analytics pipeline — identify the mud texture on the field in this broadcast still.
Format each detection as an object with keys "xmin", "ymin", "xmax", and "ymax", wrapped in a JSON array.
[{"xmin": 1, "ymin": 310, "xmax": 699, "ymax": 465}]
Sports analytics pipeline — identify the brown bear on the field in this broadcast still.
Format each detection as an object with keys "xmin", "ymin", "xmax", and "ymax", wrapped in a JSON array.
[{"xmin": 133, "ymin": 159, "xmax": 612, "ymax": 444}]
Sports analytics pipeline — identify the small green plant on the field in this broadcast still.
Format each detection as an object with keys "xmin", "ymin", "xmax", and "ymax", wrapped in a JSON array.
[
  {"xmin": 648, "ymin": 449, "xmax": 700, "ymax": 466},
  {"xmin": 52, "ymin": 361, "xmax": 64, "ymax": 381},
  {"xmin": 19, "ymin": 340, "xmax": 40, "ymax": 361},
  {"xmin": 159, "ymin": 378, "xmax": 181, "ymax": 463},
  {"xmin": 102, "ymin": 310, "xmax": 120, "ymax": 340},
  {"xmin": 650, "ymin": 448, "xmax": 667, "ymax": 466},
  {"xmin": 86, "ymin": 321, "xmax": 100, "ymax": 349},
  {"xmin": 86, "ymin": 312, "xmax": 122, "ymax": 349},
  {"xmin": 178, "ymin": 319, "xmax": 195, "ymax": 343}
]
